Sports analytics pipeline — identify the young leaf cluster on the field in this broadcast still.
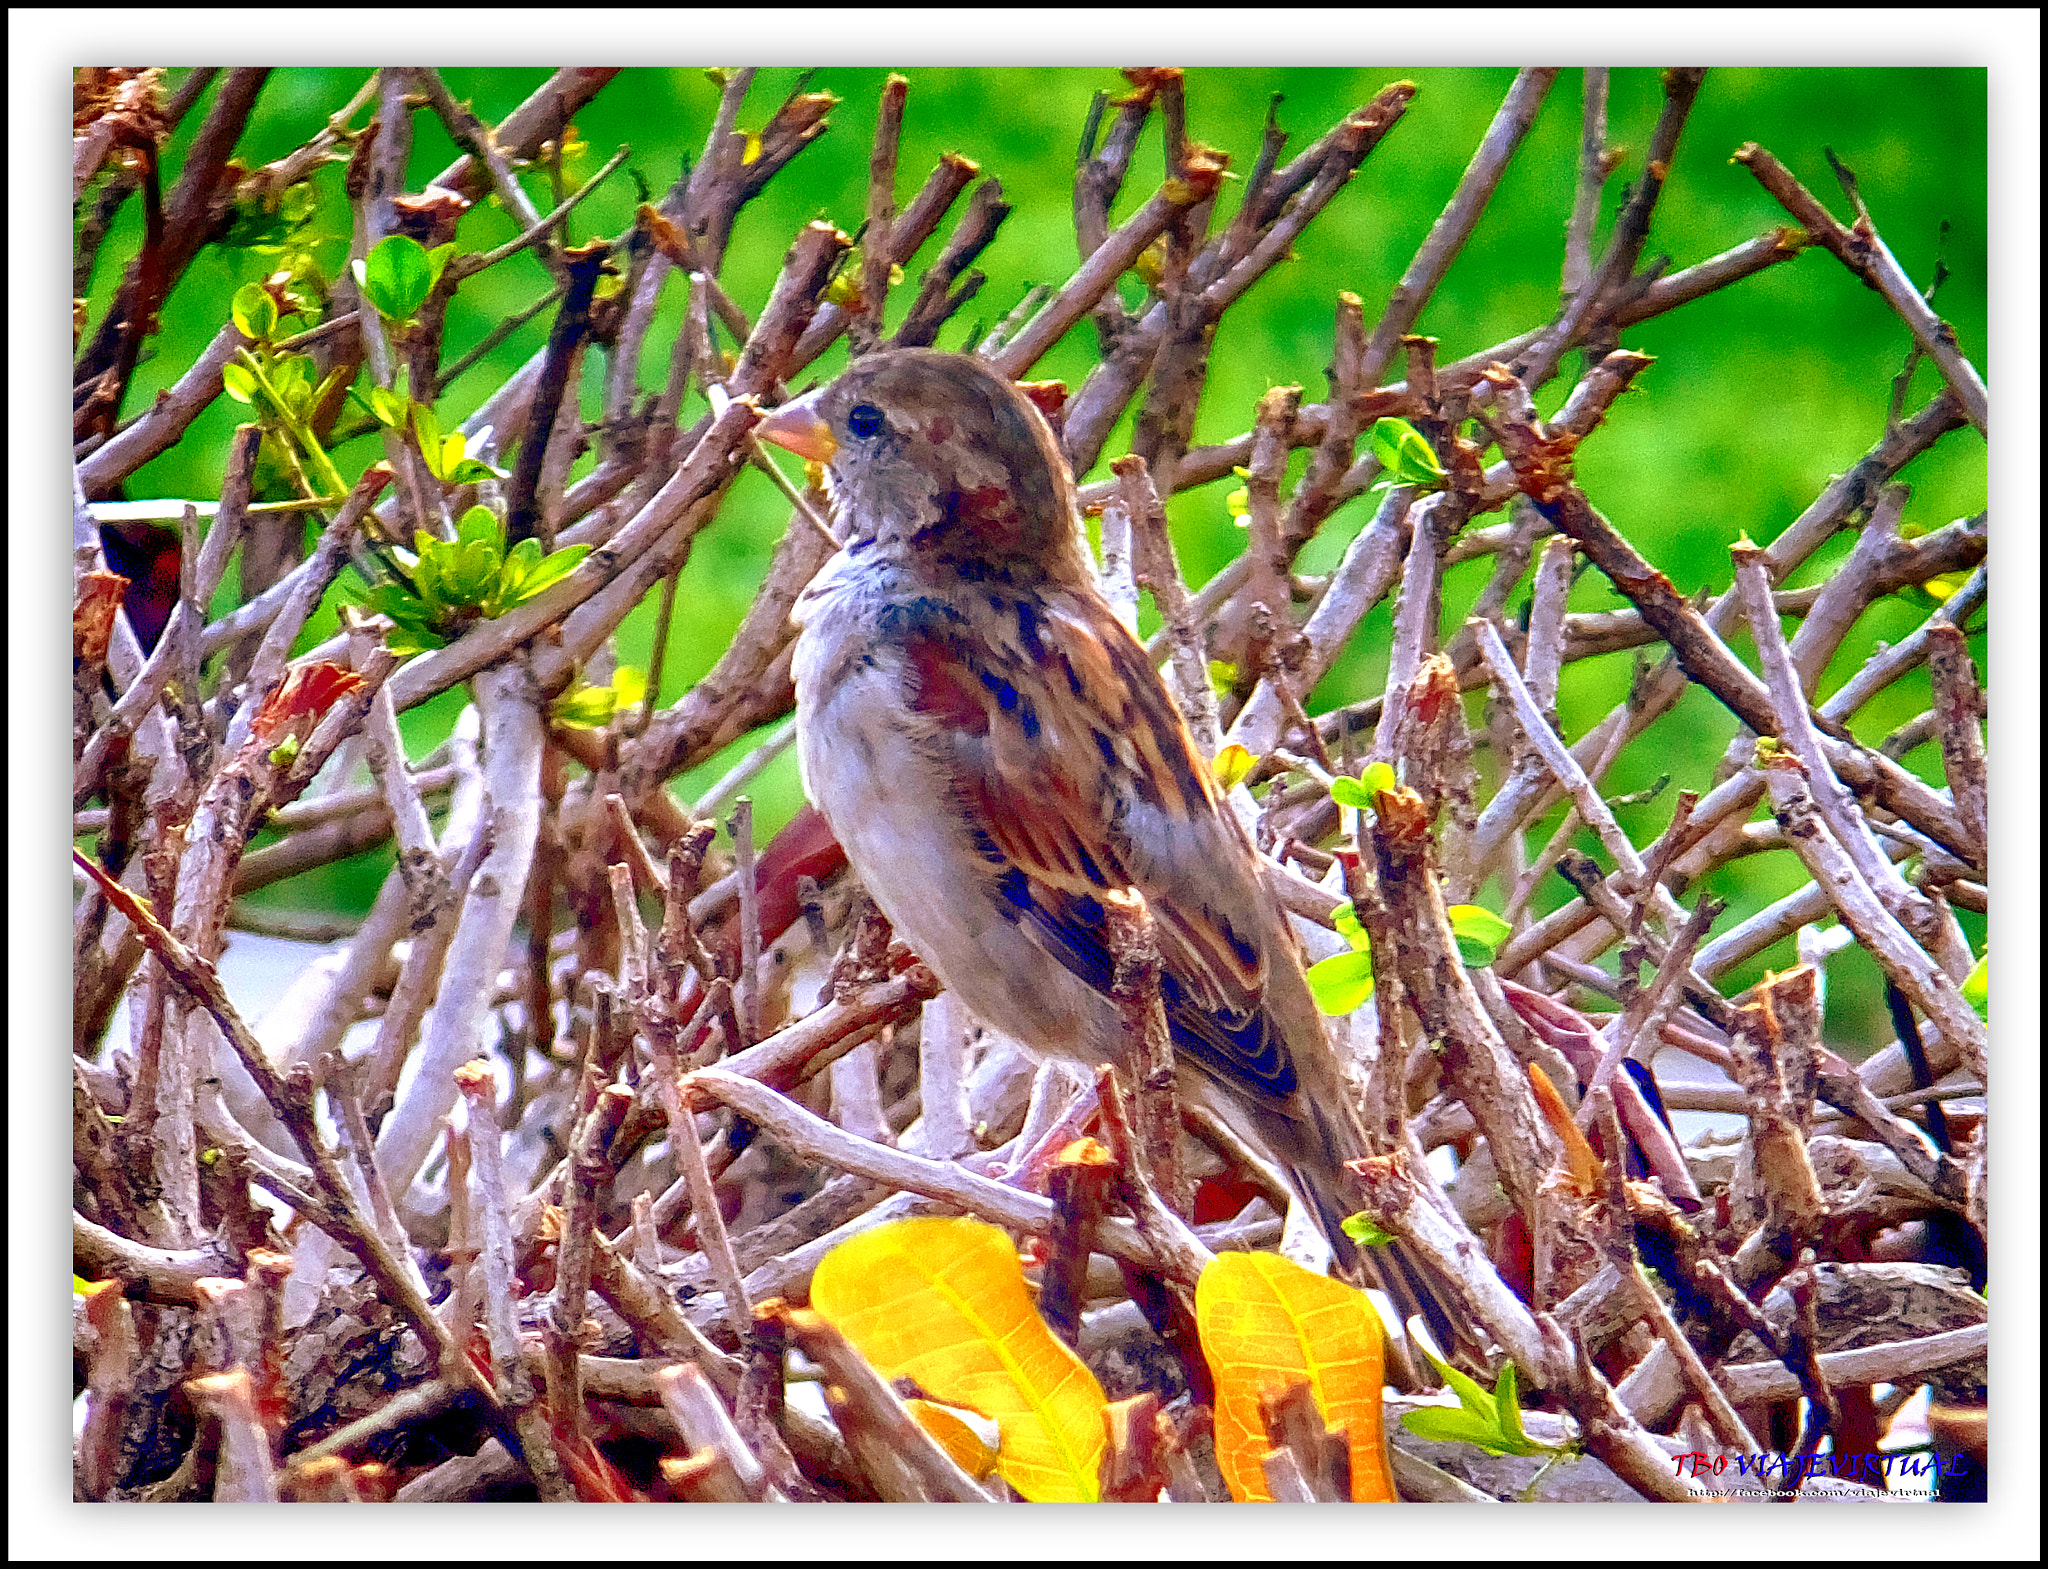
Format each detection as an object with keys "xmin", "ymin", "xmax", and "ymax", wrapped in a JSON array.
[
  {"xmin": 1400, "ymin": 1350, "xmax": 1562, "ymax": 1460},
  {"xmin": 355, "ymin": 505, "xmax": 589, "ymax": 656}
]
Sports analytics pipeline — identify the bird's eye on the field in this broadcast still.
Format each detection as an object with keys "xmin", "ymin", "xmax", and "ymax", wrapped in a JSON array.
[{"xmin": 846, "ymin": 403, "xmax": 885, "ymax": 440}]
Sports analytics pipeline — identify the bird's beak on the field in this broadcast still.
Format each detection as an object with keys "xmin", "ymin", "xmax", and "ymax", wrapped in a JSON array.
[{"xmin": 755, "ymin": 390, "xmax": 838, "ymax": 464}]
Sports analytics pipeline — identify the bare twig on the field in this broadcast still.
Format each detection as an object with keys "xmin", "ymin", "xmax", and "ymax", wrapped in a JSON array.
[
  {"xmin": 376, "ymin": 661, "xmax": 546, "ymax": 1197},
  {"xmin": 779, "ymin": 1308, "xmax": 996, "ymax": 1502},
  {"xmin": 1734, "ymin": 143, "xmax": 1987, "ymax": 433}
]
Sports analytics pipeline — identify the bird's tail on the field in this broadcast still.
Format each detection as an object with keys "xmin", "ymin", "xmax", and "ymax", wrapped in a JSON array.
[{"xmin": 1185, "ymin": 1060, "xmax": 1465, "ymax": 1357}]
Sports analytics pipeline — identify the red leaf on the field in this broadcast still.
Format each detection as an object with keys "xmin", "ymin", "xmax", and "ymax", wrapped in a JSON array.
[{"xmin": 252, "ymin": 660, "xmax": 365, "ymax": 742}]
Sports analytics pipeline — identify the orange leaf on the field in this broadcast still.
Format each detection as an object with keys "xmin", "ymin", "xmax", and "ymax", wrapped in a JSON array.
[
  {"xmin": 1528, "ymin": 1061, "xmax": 1603, "ymax": 1193},
  {"xmin": 903, "ymin": 1398, "xmax": 1001, "ymax": 1480},
  {"xmin": 810, "ymin": 1216, "xmax": 1107, "ymax": 1501},
  {"xmin": 1195, "ymin": 1251, "xmax": 1394, "ymax": 1502}
]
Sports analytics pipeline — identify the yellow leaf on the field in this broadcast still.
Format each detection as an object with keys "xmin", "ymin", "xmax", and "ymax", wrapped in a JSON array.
[
  {"xmin": 1195, "ymin": 1251, "xmax": 1394, "ymax": 1502},
  {"xmin": 1921, "ymin": 568, "xmax": 1971, "ymax": 603},
  {"xmin": 811, "ymin": 1216, "xmax": 1108, "ymax": 1501},
  {"xmin": 904, "ymin": 1398, "xmax": 1000, "ymax": 1479},
  {"xmin": 1212, "ymin": 742, "xmax": 1256, "ymax": 791},
  {"xmin": 1130, "ymin": 235, "xmax": 1167, "ymax": 290}
]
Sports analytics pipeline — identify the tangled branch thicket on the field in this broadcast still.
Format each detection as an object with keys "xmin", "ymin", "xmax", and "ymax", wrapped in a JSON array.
[{"xmin": 72, "ymin": 67, "xmax": 1988, "ymax": 1503}]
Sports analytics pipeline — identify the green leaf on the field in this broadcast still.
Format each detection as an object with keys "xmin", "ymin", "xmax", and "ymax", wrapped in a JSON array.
[
  {"xmin": 1369, "ymin": 418, "xmax": 1445, "ymax": 487},
  {"xmin": 411, "ymin": 403, "xmax": 444, "ymax": 476},
  {"xmin": 362, "ymin": 584, "xmax": 435, "ymax": 635},
  {"xmin": 497, "ymin": 543, "xmax": 588, "ymax": 609},
  {"xmin": 1400, "ymin": 1354, "xmax": 1558, "ymax": 1458},
  {"xmin": 611, "ymin": 665, "xmax": 647, "ymax": 710},
  {"xmin": 446, "ymin": 456, "xmax": 505, "ymax": 484},
  {"xmin": 1446, "ymin": 905, "xmax": 1512, "ymax": 967},
  {"xmin": 1330, "ymin": 761, "xmax": 1398, "ymax": 813},
  {"xmin": 1918, "ymin": 569, "xmax": 1973, "ymax": 605},
  {"xmin": 447, "ymin": 539, "xmax": 501, "ymax": 604},
  {"xmin": 425, "ymin": 242, "xmax": 458, "ymax": 293},
  {"xmin": 231, "ymin": 282, "xmax": 277, "ymax": 342},
  {"xmin": 489, "ymin": 534, "xmax": 541, "ymax": 608},
  {"xmin": 1329, "ymin": 776, "xmax": 1373, "ymax": 809},
  {"xmin": 1339, "ymin": 1212, "xmax": 1395, "ymax": 1247},
  {"xmin": 410, "ymin": 533, "xmax": 450, "ymax": 614},
  {"xmin": 455, "ymin": 504, "xmax": 502, "ymax": 551},
  {"xmin": 271, "ymin": 353, "xmax": 314, "ymax": 417},
  {"xmin": 1962, "ymin": 954, "xmax": 1987, "ymax": 1022},
  {"xmin": 384, "ymin": 625, "xmax": 443, "ymax": 656},
  {"xmin": 221, "ymin": 362, "xmax": 258, "ymax": 404},
  {"xmin": 1369, "ymin": 419, "xmax": 1407, "ymax": 471},
  {"xmin": 825, "ymin": 270, "xmax": 863, "ymax": 310},
  {"xmin": 551, "ymin": 684, "xmax": 618, "ymax": 728},
  {"xmin": 1212, "ymin": 742, "xmax": 1256, "ymax": 791},
  {"xmin": 369, "ymin": 385, "xmax": 409, "ymax": 429},
  {"xmin": 1330, "ymin": 900, "xmax": 1367, "ymax": 950},
  {"xmin": 1307, "ymin": 948, "xmax": 1375, "ymax": 1015},
  {"xmin": 549, "ymin": 666, "xmax": 648, "ymax": 731},
  {"xmin": 359, "ymin": 234, "xmax": 436, "ymax": 322}
]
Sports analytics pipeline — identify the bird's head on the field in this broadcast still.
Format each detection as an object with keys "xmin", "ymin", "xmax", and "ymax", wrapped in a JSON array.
[{"xmin": 756, "ymin": 348, "xmax": 1090, "ymax": 588}]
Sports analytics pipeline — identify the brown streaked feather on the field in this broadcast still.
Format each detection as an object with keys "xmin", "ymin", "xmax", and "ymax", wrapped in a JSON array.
[{"xmin": 896, "ymin": 584, "xmax": 1295, "ymax": 1095}]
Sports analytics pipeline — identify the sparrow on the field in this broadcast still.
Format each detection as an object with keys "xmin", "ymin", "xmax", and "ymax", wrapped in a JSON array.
[{"xmin": 757, "ymin": 348, "xmax": 1447, "ymax": 1339}]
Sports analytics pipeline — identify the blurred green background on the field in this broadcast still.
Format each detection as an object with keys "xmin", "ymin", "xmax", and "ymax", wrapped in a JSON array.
[{"xmin": 80, "ymin": 67, "xmax": 1988, "ymax": 1050}]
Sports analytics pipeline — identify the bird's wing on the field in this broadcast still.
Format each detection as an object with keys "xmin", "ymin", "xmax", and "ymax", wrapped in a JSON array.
[{"xmin": 893, "ymin": 587, "xmax": 1304, "ymax": 1102}]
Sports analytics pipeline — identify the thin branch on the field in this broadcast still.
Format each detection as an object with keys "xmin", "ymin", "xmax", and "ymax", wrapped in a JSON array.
[
  {"xmin": 1473, "ymin": 616, "xmax": 1647, "ymax": 890},
  {"xmin": 77, "ymin": 323, "xmax": 253, "ymax": 498},
  {"xmin": 1756, "ymin": 755, "xmax": 1986, "ymax": 1082},
  {"xmin": 1359, "ymin": 68, "xmax": 1557, "ymax": 388},
  {"xmin": 1563, "ymin": 69, "xmax": 1613, "ymax": 301},
  {"xmin": 684, "ymin": 1066, "xmax": 1174, "ymax": 1280},
  {"xmin": 992, "ymin": 159, "xmax": 1229, "ymax": 378},
  {"xmin": 1734, "ymin": 143, "xmax": 1987, "ymax": 434}
]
